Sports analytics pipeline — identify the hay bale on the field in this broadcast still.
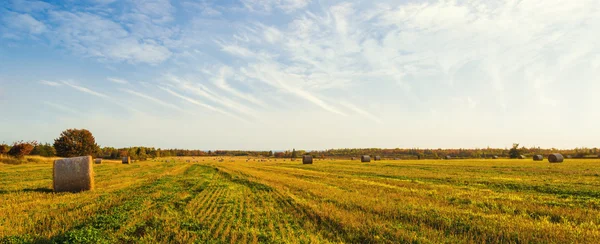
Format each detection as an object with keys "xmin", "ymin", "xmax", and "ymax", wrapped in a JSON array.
[
  {"xmin": 566, "ymin": 155, "xmax": 573, "ymax": 159},
  {"xmin": 94, "ymin": 158, "xmax": 102, "ymax": 164},
  {"xmin": 548, "ymin": 153, "xmax": 564, "ymax": 163},
  {"xmin": 53, "ymin": 156, "xmax": 94, "ymax": 192},
  {"xmin": 519, "ymin": 155, "xmax": 526, "ymax": 159},
  {"xmin": 351, "ymin": 157, "xmax": 356, "ymax": 160},
  {"xmin": 361, "ymin": 155, "xmax": 371, "ymax": 162},
  {"xmin": 302, "ymin": 155, "xmax": 313, "ymax": 164},
  {"xmin": 122, "ymin": 156, "xmax": 131, "ymax": 164},
  {"xmin": 533, "ymin": 155, "xmax": 543, "ymax": 161},
  {"xmin": 374, "ymin": 156, "xmax": 381, "ymax": 161},
  {"xmin": 492, "ymin": 156, "xmax": 498, "ymax": 159},
  {"xmin": 445, "ymin": 155, "xmax": 452, "ymax": 160}
]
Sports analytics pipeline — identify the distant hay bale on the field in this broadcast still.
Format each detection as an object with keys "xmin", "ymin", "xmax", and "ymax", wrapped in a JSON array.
[
  {"xmin": 548, "ymin": 153, "xmax": 564, "ymax": 163},
  {"xmin": 351, "ymin": 157, "xmax": 356, "ymax": 160},
  {"xmin": 122, "ymin": 156, "xmax": 131, "ymax": 164},
  {"xmin": 361, "ymin": 155, "xmax": 371, "ymax": 162},
  {"xmin": 533, "ymin": 155, "xmax": 543, "ymax": 161},
  {"xmin": 519, "ymin": 155, "xmax": 526, "ymax": 159},
  {"xmin": 53, "ymin": 156, "xmax": 94, "ymax": 192},
  {"xmin": 445, "ymin": 155, "xmax": 452, "ymax": 160},
  {"xmin": 374, "ymin": 156, "xmax": 381, "ymax": 161},
  {"xmin": 566, "ymin": 155, "xmax": 573, "ymax": 159},
  {"xmin": 492, "ymin": 156, "xmax": 498, "ymax": 159},
  {"xmin": 94, "ymin": 158, "xmax": 102, "ymax": 164},
  {"xmin": 302, "ymin": 155, "xmax": 313, "ymax": 164}
]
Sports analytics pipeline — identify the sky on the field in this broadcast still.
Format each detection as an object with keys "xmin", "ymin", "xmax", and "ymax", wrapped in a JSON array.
[{"xmin": 0, "ymin": 0, "xmax": 599, "ymax": 150}]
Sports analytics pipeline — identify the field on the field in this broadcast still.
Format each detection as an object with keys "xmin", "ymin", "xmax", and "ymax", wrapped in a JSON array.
[{"xmin": 1, "ymin": 157, "xmax": 600, "ymax": 243}]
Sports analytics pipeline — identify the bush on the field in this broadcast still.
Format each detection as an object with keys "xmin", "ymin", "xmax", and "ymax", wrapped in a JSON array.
[
  {"xmin": 0, "ymin": 144, "xmax": 9, "ymax": 155},
  {"xmin": 509, "ymin": 143, "xmax": 521, "ymax": 159},
  {"xmin": 54, "ymin": 129, "xmax": 99, "ymax": 157},
  {"xmin": 7, "ymin": 141, "xmax": 37, "ymax": 158},
  {"xmin": 31, "ymin": 143, "xmax": 57, "ymax": 157}
]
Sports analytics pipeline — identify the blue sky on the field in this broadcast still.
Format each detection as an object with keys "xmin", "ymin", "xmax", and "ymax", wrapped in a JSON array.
[{"xmin": 1, "ymin": 0, "xmax": 599, "ymax": 150}]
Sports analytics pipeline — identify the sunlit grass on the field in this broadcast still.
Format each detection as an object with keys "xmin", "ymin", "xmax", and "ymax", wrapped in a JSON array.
[{"xmin": 1, "ymin": 157, "xmax": 599, "ymax": 243}]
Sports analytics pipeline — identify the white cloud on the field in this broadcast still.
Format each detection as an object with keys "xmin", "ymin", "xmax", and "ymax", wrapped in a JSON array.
[
  {"xmin": 241, "ymin": 63, "xmax": 347, "ymax": 116},
  {"xmin": 130, "ymin": 0, "xmax": 175, "ymax": 23},
  {"xmin": 47, "ymin": 10, "xmax": 172, "ymax": 64},
  {"xmin": 62, "ymin": 81, "xmax": 111, "ymax": 99},
  {"xmin": 165, "ymin": 74, "xmax": 258, "ymax": 118},
  {"xmin": 220, "ymin": 43, "xmax": 255, "ymax": 57},
  {"xmin": 212, "ymin": 67, "xmax": 266, "ymax": 107},
  {"xmin": 2, "ymin": 12, "xmax": 47, "ymax": 34},
  {"xmin": 121, "ymin": 88, "xmax": 189, "ymax": 114},
  {"xmin": 159, "ymin": 86, "xmax": 246, "ymax": 121},
  {"xmin": 43, "ymin": 101, "xmax": 78, "ymax": 114},
  {"xmin": 40, "ymin": 80, "xmax": 61, "ymax": 86},
  {"xmin": 107, "ymin": 77, "xmax": 129, "ymax": 84},
  {"xmin": 7, "ymin": 0, "xmax": 53, "ymax": 12},
  {"xmin": 338, "ymin": 101, "xmax": 382, "ymax": 124},
  {"xmin": 241, "ymin": 0, "xmax": 311, "ymax": 13}
]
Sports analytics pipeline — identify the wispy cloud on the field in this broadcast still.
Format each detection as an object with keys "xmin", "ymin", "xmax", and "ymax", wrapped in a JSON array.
[
  {"xmin": 241, "ymin": 0, "xmax": 311, "ymax": 13},
  {"xmin": 338, "ymin": 101, "xmax": 382, "ymax": 124},
  {"xmin": 61, "ymin": 81, "xmax": 143, "ymax": 114},
  {"xmin": 241, "ymin": 63, "xmax": 347, "ymax": 116},
  {"xmin": 43, "ymin": 101, "xmax": 78, "ymax": 114},
  {"xmin": 212, "ymin": 67, "xmax": 266, "ymax": 107},
  {"xmin": 107, "ymin": 77, "xmax": 129, "ymax": 84},
  {"xmin": 40, "ymin": 80, "xmax": 61, "ymax": 86},
  {"xmin": 62, "ymin": 81, "xmax": 111, "ymax": 99},
  {"xmin": 159, "ymin": 86, "xmax": 246, "ymax": 122},
  {"xmin": 2, "ymin": 12, "xmax": 47, "ymax": 35},
  {"xmin": 165, "ymin": 74, "xmax": 258, "ymax": 118},
  {"xmin": 120, "ymin": 88, "xmax": 190, "ymax": 114}
]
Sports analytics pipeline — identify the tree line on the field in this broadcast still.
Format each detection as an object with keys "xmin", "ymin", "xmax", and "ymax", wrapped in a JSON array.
[{"xmin": 2, "ymin": 129, "xmax": 599, "ymax": 160}]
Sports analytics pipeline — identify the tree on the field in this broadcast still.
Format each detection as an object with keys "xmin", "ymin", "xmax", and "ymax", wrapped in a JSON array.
[
  {"xmin": 53, "ymin": 129, "xmax": 99, "ymax": 157},
  {"xmin": 8, "ymin": 141, "xmax": 37, "ymax": 158},
  {"xmin": 509, "ymin": 143, "xmax": 521, "ymax": 159},
  {"xmin": 0, "ymin": 144, "xmax": 9, "ymax": 155},
  {"xmin": 291, "ymin": 148, "xmax": 297, "ymax": 159},
  {"xmin": 31, "ymin": 143, "xmax": 57, "ymax": 157}
]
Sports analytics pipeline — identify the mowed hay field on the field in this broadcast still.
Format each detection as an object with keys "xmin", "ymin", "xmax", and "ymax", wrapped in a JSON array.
[{"xmin": 2, "ymin": 158, "xmax": 600, "ymax": 243}]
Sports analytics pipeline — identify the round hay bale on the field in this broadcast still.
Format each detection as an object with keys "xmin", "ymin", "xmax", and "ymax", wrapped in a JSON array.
[
  {"xmin": 445, "ymin": 155, "xmax": 452, "ymax": 160},
  {"xmin": 53, "ymin": 156, "xmax": 94, "ymax": 192},
  {"xmin": 361, "ymin": 155, "xmax": 371, "ymax": 162},
  {"xmin": 351, "ymin": 157, "xmax": 356, "ymax": 160},
  {"xmin": 566, "ymin": 155, "xmax": 573, "ymax": 159},
  {"xmin": 533, "ymin": 155, "xmax": 543, "ymax": 161},
  {"xmin": 492, "ymin": 156, "xmax": 498, "ymax": 159},
  {"xmin": 94, "ymin": 158, "xmax": 102, "ymax": 164},
  {"xmin": 122, "ymin": 156, "xmax": 131, "ymax": 164},
  {"xmin": 374, "ymin": 156, "xmax": 381, "ymax": 161},
  {"xmin": 548, "ymin": 153, "xmax": 564, "ymax": 163},
  {"xmin": 302, "ymin": 155, "xmax": 313, "ymax": 164},
  {"xmin": 519, "ymin": 155, "xmax": 526, "ymax": 159}
]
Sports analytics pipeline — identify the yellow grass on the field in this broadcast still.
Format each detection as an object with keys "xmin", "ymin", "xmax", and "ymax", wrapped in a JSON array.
[{"xmin": 1, "ymin": 156, "xmax": 600, "ymax": 243}]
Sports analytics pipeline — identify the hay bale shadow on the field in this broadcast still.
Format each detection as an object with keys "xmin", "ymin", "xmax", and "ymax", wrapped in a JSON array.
[{"xmin": 0, "ymin": 187, "xmax": 53, "ymax": 194}]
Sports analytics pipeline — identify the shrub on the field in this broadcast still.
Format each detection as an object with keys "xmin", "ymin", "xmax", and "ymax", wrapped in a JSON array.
[
  {"xmin": 31, "ymin": 143, "xmax": 57, "ymax": 157},
  {"xmin": 0, "ymin": 144, "xmax": 9, "ymax": 155},
  {"xmin": 54, "ymin": 129, "xmax": 99, "ymax": 157},
  {"xmin": 7, "ymin": 141, "xmax": 37, "ymax": 158}
]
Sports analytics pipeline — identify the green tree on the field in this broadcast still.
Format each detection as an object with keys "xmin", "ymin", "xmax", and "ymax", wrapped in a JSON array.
[
  {"xmin": 53, "ymin": 129, "xmax": 99, "ymax": 157},
  {"xmin": 509, "ymin": 143, "xmax": 521, "ymax": 159},
  {"xmin": 291, "ymin": 149, "xmax": 297, "ymax": 159},
  {"xmin": 31, "ymin": 143, "xmax": 57, "ymax": 157}
]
